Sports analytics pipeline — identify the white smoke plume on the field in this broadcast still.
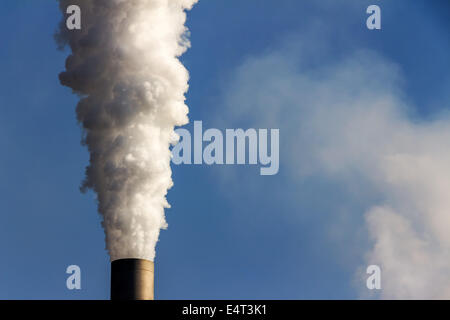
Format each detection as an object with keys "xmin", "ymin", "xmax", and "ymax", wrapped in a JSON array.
[
  {"xmin": 56, "ymin": 0, "xmax": 197, "ymax": 261},
  {"xmin": 221, "ymin": 42, "xmax": 450, "ymax": 298}
]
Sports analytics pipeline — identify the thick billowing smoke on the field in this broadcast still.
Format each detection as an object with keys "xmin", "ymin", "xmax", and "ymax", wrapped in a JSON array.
[{"xmin": 56, "ymin": 0, "xmax": 197, "ymax": 261}]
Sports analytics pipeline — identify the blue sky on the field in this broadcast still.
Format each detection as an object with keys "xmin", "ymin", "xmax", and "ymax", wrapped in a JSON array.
[{"xmin": 0, "ymin": 0, "xmax": 449, "ymax": 299}]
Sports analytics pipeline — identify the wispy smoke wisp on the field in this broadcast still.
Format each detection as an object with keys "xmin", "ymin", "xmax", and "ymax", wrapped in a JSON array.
[{"xmin": 222, "ymin": 40, "xmax": 450, "ymax": 299}]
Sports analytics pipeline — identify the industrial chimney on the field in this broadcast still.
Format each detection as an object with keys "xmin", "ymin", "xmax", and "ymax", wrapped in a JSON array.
[{"xmin": 110, "ymin": 259, "xmax": 154, "ymax": 300}]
